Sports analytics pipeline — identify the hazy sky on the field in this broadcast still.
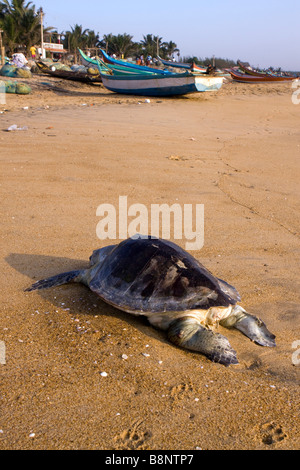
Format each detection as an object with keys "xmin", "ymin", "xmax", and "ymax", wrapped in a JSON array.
[{"xmin": 39, "ymin": 0, "xmax": 299, "ymax": 70}]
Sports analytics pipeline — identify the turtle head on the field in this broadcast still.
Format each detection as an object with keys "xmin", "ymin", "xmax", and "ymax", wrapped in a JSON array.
[{"xmin": 89, "ymin": 244, "xmax": 117, "ymax": 267}]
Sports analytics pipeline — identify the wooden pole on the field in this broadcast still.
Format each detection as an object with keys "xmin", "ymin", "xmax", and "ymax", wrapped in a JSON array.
[
  {"xmin": 0, "ymin": 30, "xmax": 5, "ymax": 66},
  {"xmin": 40, "ymin": 8, "xmax": 44, "ymax": 59}
]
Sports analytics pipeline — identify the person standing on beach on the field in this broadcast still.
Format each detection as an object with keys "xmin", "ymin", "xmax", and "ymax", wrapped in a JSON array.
[{"xmin": 30, "ymin": 45, "xmax": 36, "ymax": 60}]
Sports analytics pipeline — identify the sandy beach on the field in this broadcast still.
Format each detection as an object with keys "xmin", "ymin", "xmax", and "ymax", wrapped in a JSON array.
[{"xmin": 0, "ymin": 75, "xmax": 299, "ymax": 450}]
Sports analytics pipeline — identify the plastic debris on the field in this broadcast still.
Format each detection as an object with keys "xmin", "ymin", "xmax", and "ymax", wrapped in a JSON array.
[{"xmin": 7, "ymin": 124, "xmax": 28, "ymax": 132}]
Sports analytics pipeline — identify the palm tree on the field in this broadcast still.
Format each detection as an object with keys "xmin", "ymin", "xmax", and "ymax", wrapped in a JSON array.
[
  {"xmin": 0, "ymin": 2, "xmax": 7, "ymax": 19},
  {"xmin": 0, "ymin": 13, "xmax": 19, "ymax": 53},
  {"xmin": 19, "ymin": 6, "xmax": 43, "ymax": 50},
  {"xmin": 85, "ymin": 30, "xmax": 100, "ymax": 49},
  {"xmin": 161, "ymin": 40, "xmax": 179, "ymax": 59},
  {"xmin": 102, "ymin": 33, "xmax": 134, "ymax": 58},
  {"xmin": 140, "ymin": 34, "xmax": 165, "ymax": 57},
  {"xmin": 64, "ymin": 24, "xmax": 89, "ymax": 62},
  {"xmin": 0, "ymin": 0, "xmax": 53, "ymax": 54}
]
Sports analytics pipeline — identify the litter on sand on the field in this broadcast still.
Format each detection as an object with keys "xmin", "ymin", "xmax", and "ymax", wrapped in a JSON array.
[{"xmin": 7, "ymin": 124, "xmax": 28, "ymax": 131}]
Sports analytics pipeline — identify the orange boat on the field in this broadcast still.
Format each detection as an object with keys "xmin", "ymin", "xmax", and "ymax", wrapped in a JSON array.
[{"xmin": 230, "ymin": 69, "xmax": 296, "ymax": 82}]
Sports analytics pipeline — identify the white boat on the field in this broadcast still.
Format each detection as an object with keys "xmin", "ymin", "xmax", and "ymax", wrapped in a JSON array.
[{"xmin": 97, "ymin": 60, "xmax": 224, "ymax": 96}]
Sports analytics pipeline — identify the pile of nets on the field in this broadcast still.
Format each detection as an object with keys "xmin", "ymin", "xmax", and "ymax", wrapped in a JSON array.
[
  {"xmin": 71, "ymin": 64, "xmax": 99, "ymax": 75},
  {"xmin": 0, "ymin": 64, "xmax": 16, "ymax": 77},
  {"xmin": 49, "ymin": 62, "xmax": 72, "ymax": 72},
  {"xmin": 3, "ymin": 80, "xmax": 32, "ymax": 94},
  {"xmin": 0, "ymin": 64, "xmax": 32, "ymax": 79},
  {"xmin": 34, "ymin": 60, "xmax": 99, "ymax": 76}
]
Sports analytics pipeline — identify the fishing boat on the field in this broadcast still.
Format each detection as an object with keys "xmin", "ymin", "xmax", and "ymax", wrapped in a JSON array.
[
  {"xmin": 237, "ymin": 60, "xmax": 295, "ymax": 79},
  {"xmin": 237, "ymin": 61, "xmax": 267, "ymax": 76},
  {"xmin": 100, "ymin": 49, "xmax": 173, "ymax": 75},
  {"xmin": 36, "ymin": 61, "xmax": 102, "ymax": 83},
  {"xmin": 230, "ymin": 69, "xmax": 295, "ymax": 83},
  {"xmin": 97, "ymin": 59, "xmax": 224, "ymax": 96},
  {"xmin": 157, "ymin": 56, "xmax": 207, "ymax": 73},
  {"xmin": 78, "ymin": 48, "xmax": 171, "ymax": 75},
  {"xmin": 88, "ymin": 57, "xmax": 161, "ymax": 76}
]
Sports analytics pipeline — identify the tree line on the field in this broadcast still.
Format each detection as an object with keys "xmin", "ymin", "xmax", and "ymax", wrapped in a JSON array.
[
  {"xmin": 0, "ymin": 0, "xmax": 53, "ymax": 54},
  {"xmin": 0, "ymin": 0, "xmax": 237, "ymax": 68},
  {"xmin": 62, "ymin": 27, "xmax": 180, "ymax": 63}
]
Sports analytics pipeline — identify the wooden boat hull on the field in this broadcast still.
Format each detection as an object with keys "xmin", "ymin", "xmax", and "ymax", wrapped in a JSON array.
[
  {"xmin": 230, "ymin": 70, "xmax": 295, "ymax": 82},
  {"xmin": 36, "ymin": 61, "xmax": 102, "ymax": 83},
  {"xmin": 78, "ymin": 49, "xmax": 98, "ymax": 68},
  {"xmin": 100, "ymin": 72, "xmax": 224, "ymax": 96}
]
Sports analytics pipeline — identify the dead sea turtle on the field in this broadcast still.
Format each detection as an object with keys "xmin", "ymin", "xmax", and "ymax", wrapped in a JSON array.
[{"xmin": 25, "ymin": 236, "xmax": 275, "ymax": 366}]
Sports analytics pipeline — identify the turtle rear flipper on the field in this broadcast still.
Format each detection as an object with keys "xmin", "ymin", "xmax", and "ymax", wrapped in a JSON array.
[
  {"xmin": 167, "ymin": 317, "xmax": 238, "ymax": 366},
  {"xmin": 25, "ymin": 270, "xmax": 83, "ymax": 292}
]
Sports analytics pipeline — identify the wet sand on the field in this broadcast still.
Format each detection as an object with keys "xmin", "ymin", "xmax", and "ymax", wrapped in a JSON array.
[{"xmin": 0, "ymin": 75, "xmax": 299, "ymax": 449}]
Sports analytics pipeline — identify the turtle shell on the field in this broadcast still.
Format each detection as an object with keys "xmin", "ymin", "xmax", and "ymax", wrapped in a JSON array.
[{"xmin": 87, "ymin": 236, "xmax": 241, "ymax": 314}]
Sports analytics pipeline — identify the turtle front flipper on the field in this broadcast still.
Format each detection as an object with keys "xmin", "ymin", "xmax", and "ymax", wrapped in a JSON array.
[
  {"xmin": 25, "ymin": 269, "xmax": 84, "ymax": 292},
  {"xmin": 220, "ymin": 306, "xmax": 276, "ymax": 347},
  {"xmin": 167, "ymin": 317, "xmax": 238, "ymax": 366}
]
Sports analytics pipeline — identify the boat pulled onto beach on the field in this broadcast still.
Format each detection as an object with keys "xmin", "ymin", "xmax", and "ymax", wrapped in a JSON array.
[
  {"xmin": 157, "ymin": 56, "xmax": 207, "ymax": 73},
  {"xmin": 36, "ymin": 60, "xmax": 102, "ymax": 83},
  {"xmin": 96, "ymin": 59, "xmax": 224, "ymax": 97},
  {"xmin": 79, "ymin": 48, "xmax": 171, "ymax": 75},
  {"xmin": 230, "ymin": 69, "xmax": 296, "ymax": 83}
]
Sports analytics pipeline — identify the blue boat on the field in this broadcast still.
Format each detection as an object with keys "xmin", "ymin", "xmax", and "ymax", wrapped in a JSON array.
[
  {"xmin": 97, "ymin": 59, "xmax": 224, "ymax": 97},
  {"xmin": 78, "ymin": 48, "xmax": 172, "ymax": 75},
  {"xmin": 157, "ymin": 55, "xmax": 207, "ymax": 73}
]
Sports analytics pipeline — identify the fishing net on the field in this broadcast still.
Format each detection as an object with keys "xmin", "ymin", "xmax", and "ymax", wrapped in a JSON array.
[
  {"xmin": 0, "ymin": 64, "xmax": 17, "ymax": 77},
  {"xmin": 15, "ymin": 82, "xmax": 32, "ymax": 94},
  {"xmin": 71, "ymin": 64, "xmax": 87, "ymax": 72},
  {"xmin": 15, "ymin": 68, "xmax": 32, "ymax": 78},
  {"xmin": 88, "ymin": 67, "xmax": 99, "ymax": 75},
  {"xmin": 1, "ymin": 64, "xmax": 32, "ymax": 79},
  {"xmin": 51, "ymin": 62, "xmax": 71, "ymax": 71},
  {"xmin": 4, "ymin": 80, "xmax": 31, "ymax": 94},
  {"xmin": 4, "ymin": 80, "xmax": 16, "ymax": 93}
]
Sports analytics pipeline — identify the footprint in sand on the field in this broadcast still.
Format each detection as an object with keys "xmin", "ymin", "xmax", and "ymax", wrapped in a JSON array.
[
  {"xmin": 113, "ymin": 420, "xmax": 152, "ymax": 450},
  {"xmin": 170, "ymin": 382, "xmax": 194, "ymax": 402},
  {"xmin": 259, "ymin": 422, "xmax": 287, "ymax": 446}
]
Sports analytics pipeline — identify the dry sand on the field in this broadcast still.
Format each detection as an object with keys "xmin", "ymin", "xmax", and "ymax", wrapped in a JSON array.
[{"xmin": 0, "ymin": 74, "xmax": 299, "ymax": 450}]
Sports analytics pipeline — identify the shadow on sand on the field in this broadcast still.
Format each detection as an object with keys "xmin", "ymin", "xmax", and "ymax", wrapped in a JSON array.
[{"xmin": 6, "ymin": 252, "xmax": 167, "ymax": 344}]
